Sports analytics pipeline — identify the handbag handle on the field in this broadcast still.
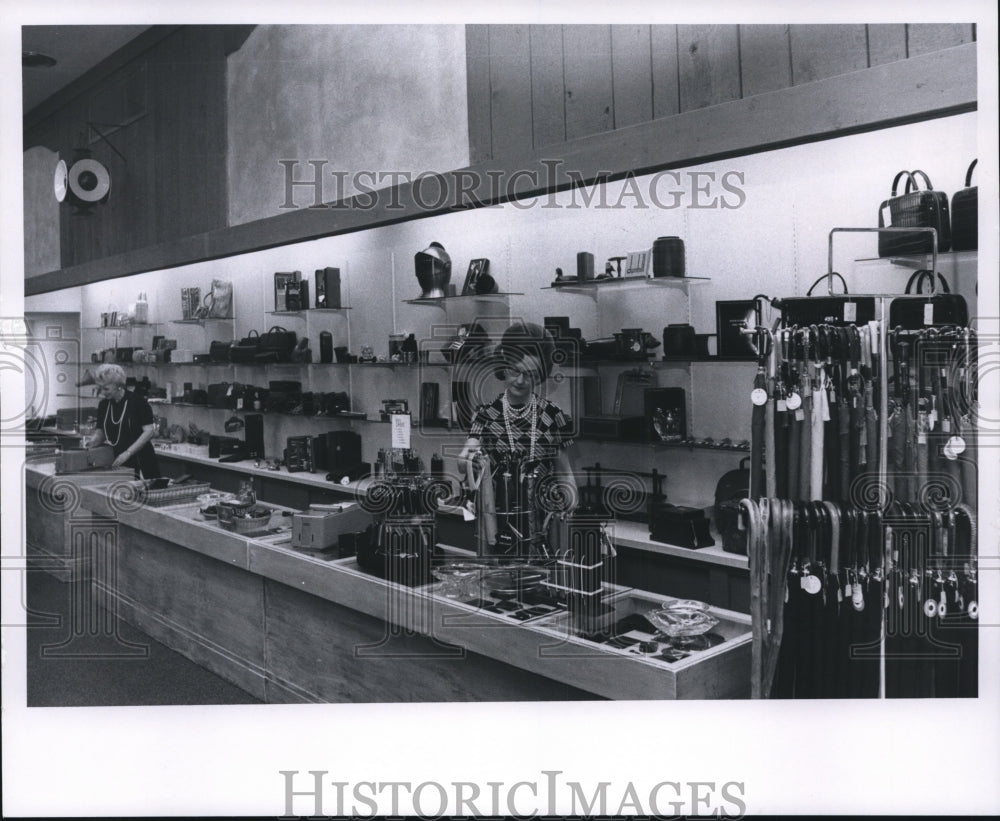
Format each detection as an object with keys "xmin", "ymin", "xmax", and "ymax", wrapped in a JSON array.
[
  {"xmin": 905, "ymin": 269, "xmax": 950, "ymax": 295},
  {"xmin": 267, "ymin": 325, "xmax": 289, "ymax": 334},
  {"xmin": 965, "ymin": 159, "xmax": 977, "ymax": 187},
  {"xmin": 245, "ymin": 329, "xmax": 260, "ymax": 339},
  {"xmin": 905, "ymin": 169, "xmax": 935, "ymax": 193},
  {"xmin": 806, "ymin": 271, "xmax": 848, "ymax": 296},
  {"xmin": 890, "ymin": 169, "xmax": 915, "ymax": 196}
]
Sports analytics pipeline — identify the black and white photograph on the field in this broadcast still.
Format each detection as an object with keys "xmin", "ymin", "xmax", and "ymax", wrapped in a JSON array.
[{"xmin": 2, "ymin": 1, "xmax": 998, "ymax": 818}]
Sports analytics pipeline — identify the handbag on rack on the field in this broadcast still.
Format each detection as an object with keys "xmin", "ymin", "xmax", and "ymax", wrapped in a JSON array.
[
  {"xmin": 878, "ymin": 169, "xmax": 951, "ymax": 257},
  {"xmin": 889, "ymin": 269, "xmax": 968, "ymax": 328},
  {"xmin": 950, "ymin": 159, "xmax": 978, "ymax": 251},
  {"xmin": 256, "ymin": 326, "xmax": 297, "ymax": 363}
]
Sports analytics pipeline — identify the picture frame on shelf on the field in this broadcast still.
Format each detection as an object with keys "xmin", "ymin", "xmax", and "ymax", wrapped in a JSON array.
[{"xmin": 461, "ymin": 258, "xmax": 490, "ymax": 296}]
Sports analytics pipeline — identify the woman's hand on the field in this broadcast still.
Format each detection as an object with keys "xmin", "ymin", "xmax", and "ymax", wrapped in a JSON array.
[{"xmin": 112, "ymin": 450, "xmax": 131, "ymax": 468}]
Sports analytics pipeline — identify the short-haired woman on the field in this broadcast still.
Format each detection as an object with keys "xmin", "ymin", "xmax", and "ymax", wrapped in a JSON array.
[
  {"xmin": 458, "ymin": 321, "xmax": 577, "ymax": 556},
  {"xmin": 86, "ymin": 364, "xmax": 161, "ymax": 478}
]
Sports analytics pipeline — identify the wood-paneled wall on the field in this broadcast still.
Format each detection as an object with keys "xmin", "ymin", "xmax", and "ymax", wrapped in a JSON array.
[
  {"xmin": 23, "ymin": 26, "xmax": 249, "ymax": 272},
  {"xmin": 466, "ymin": 23, "xmax": 976, "ymax": 161}
]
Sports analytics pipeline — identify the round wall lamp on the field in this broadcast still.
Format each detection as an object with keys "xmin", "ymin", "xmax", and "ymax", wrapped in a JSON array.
[
  {"xmin": 68, "ymin": 158, "xmax": 111, "ymax": 203},
  {"xmin": 53, "ymin": 159, "xmax": 68, "ymax": 203},
  {"xmin": 56, "ymin": 151, "xmax": 112, "ymax": 215}
]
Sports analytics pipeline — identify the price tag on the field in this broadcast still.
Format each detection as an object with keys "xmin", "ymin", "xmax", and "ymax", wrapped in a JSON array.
[
  {"xmin": 776, "ymin": 399, "xmax": 788, "ymax": 412},
  {"xmin": 390, "ymin": 413, "xmax": 411, "ymax": 449},
  {"xmin": 786, "ymin": 392, "xmax": 802, "ymax": 410},
  {"xmin": 924, "ymin": 303, "xmax": 935, "ymax": 325},
  {"xmin": 751, "ymin": 388, "xmax": 768, "ymax": 406},
  {"xmin": 843, "ymin": 302, "xmax": 857, "ymax": 323},
  {"xmin": 947, "ymin": 435, "xmax": 966, "ymax": 455},
  {"xmin": 794, "ymin": 408, "xmax": 805, "ymax": 422},
  {"xmin": 801, "ymin": 575, "xmax": 822, "ymax": 595}
]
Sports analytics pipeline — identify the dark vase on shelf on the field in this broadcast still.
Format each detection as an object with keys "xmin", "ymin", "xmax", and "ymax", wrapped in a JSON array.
[{"xmin": 652, "ymin": 236, "xmax": 685, "ymax": 278}]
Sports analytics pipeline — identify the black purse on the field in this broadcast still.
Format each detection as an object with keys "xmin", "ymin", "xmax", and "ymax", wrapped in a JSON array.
[
  {"xmin": 209, "ymin": 340, "xmax": 233, "ymax": 363},
  {"xmin": 889, "ymin": 269, "xmax": 968, "ymax": 328},
  {"xmin": 950, "ymin": 159, "xmax": 977, "ymax": 251},
  {"xmin": 321, "ymin": 391, "xmax": 351, "ymax": 415},
  {"xmin": 207, "ymin": 382, "xmax": 230, "ymax": 408},
  {"xmin": 230, "ymin": 329, "xmax": 261, "ymax": 363},
  {"xmin": 257, "ymin": 326, "xmax": 297, "ymax": 363},
  {"xmin": 878, "ymin": 169, "xmax": 951, "ymax": 257}
]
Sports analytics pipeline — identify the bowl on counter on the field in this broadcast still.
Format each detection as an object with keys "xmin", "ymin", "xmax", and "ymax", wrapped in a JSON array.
[
  {"xmin": 480, "ymin": 565, "xmax": 548, "ymax": 600},
  {"xmin": 433, "ymin": 562, "xmax": 484, "ymax": 599},
  {"xmin": 646, "ymin": 599, "xmax": 719, "ymax": 652}
]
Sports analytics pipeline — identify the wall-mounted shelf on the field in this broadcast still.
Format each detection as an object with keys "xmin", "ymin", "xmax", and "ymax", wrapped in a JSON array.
[
  {"xmin": 403, "ymin": 291, "xmax": 522, "ymax": 308},
  {"xmin": 542, "ymin": 276, "xmax": 709, "ymax": 299},
  {"xmin": 126, "ymin": 359, "xmax": 462, "ymax": 371},
  {"xmin": 170, "ymin": 317, "xmax": 235, "ymax": 326},
  {"xmin": 578, "ymin": 436, "xmax": 750, "ymax": 452},
  {"xmin": 266, "ymin": 308, "xmax": 353, "ymax": 317},
  {"xmin": 854, "ymin": 249, "xmax": 977, "ymax": 270},
  {"xmin": 659, "ymin": 355, "xmax": 758, "ymax": 364},
  {"xmin": 83, "ymin": 323, "xmax": 160, "ymax": 331}
]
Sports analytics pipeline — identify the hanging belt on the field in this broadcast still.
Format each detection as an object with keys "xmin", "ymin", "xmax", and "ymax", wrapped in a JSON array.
[{"xmin": 810, "ymin": 364, "xmax": 827, "ymax": 500}]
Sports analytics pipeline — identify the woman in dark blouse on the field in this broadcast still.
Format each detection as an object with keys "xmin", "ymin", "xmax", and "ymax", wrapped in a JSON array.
[{"xmin": 87, "ymin": 363, "xmax": 161, "ymax": 478}]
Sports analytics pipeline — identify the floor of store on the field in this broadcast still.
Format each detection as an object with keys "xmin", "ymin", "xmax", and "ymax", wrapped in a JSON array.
[{"xmin": 24, "ymin": 570, "xmax": 262, "ymax": 707}]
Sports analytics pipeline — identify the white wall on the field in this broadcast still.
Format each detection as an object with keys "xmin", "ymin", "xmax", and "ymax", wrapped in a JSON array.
[{"xmin": 26, "ymin": 111, "xmax": 978, "ymax": 506}]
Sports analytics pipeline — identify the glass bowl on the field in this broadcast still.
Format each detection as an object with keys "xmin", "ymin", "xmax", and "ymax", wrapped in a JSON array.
[
  {"xmin": 481, "ymin": 565, "xmax": 548, "ymax": 600},
  {"xmin": 433, "ymin": 562, "xmax": 484, "ymax": 599},
  {"xmin": 647, "ymin": 600, "xmax": 718, "ymax": 649}
]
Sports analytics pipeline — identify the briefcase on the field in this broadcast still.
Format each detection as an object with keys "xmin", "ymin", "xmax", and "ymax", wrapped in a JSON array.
[{"xmin": 649, "ymin": 503, "xmax": 714, "ymax": 548}]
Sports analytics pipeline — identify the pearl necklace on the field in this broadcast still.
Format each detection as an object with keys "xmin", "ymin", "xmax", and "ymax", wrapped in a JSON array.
[
  {"xmin": 104, "ymin": 397, "xmax": 128, "ymax": 447},
  {"xmin": 502, "ymin": 391, "xmax": 538, "ymax": 460}
]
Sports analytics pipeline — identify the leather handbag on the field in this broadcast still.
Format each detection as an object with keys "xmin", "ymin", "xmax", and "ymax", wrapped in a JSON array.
[
  {"xmin": 950, "ymin": 159, "xmax": 977, "ymax": 251},
  {"xmin": 230, "ymin": 329, "xmax": 261, "ymax": 363},
  {"xmin": 890, "ymin": 270, "xmax": 968, "ymax": 328},
  {"xmin": 209, "ymin": 340, "xmax": 232, "ymax": 363},
  {"xmin": 878, "ymin": 169, "xmax": 951, "ymax": 256},
  {"xmin": 207, "ymin": 382, "xmax": 230, "ymax": 408},
  {"xmin": 321, "ymin": 391, "xmax": 351, "ymax": 415},
  {"xmin": 257, "ymin": 326, "xmax": 297, "ymax": 363}
]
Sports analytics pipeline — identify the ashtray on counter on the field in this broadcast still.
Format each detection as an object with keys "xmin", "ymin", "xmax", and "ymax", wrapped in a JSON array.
[
  {"xmin": 646, "ymin": 599, "xmax": 720, "ymax": 654},
  {"xmin": 432, "ymin": 562, "xmax": 484, "ymax": 599}
]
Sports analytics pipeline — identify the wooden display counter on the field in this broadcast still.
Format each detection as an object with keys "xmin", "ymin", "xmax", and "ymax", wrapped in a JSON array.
[
  {"xmin": 154, "ymin": 443, "xmax": 751, "ymax": 611},
  {"xmin": 24, "ymin": 461, "xmax": 751, "ymax": 702}
]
